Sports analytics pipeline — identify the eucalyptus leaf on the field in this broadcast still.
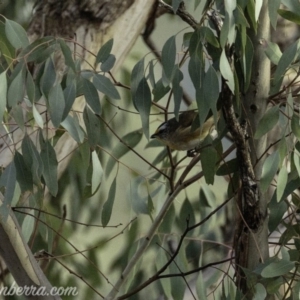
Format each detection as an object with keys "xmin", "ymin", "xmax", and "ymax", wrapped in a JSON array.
[
  {"xmin": 278, "ymin": 9, "xmax": 300, "ymax": 25},
  {"xmin": 200, "ymin": 146, "xmax": 217, "ymax": 185},
  {"xmin": 101, "ymin": 176, "xmax": 117, "ymax": 226},
  {"xmin": 5, "ymin": 19, "xmax": 29, "ymax": 49},
  {"xmin": 264, "ymin": 41, "xmax": 282, "ymax": 65},
  {"xmin": 40, "ymin": 140, "xmax": 58, "ymax": 196},
  {"xmin": 82, "ymin": 77, "xmax": 101, "ymax": 114},
  {"xmin": 7, "ymin": 66, "xmax": 24, "ymax": 107},
  {"xmin": 41, "ymin": 57, "xmax": 56, "ymax": 96},
  {"xmin": 62, "ymin": 80, "xmax": 76, "ymax": 120},
  {"xmin": 61, "ymin": 115, "xmax": 85, "ymax": 143},
  {"xmin": 91, "ymin": 150, "xmax": 103, "ymax": 195},
  {"xmin": 172, "ymin": 66, "xmax": 183, "ymax": 119},
  {"xmin": 268, "ymin": 0, "xmax": 281, "ymax": 28},
  {"xmin": 0, "ymin": 72, "xmax": 7, "ymax": 124},
  {"xmin": 291, "ymin": 114, "xmax": 300, "ymax": 140},
  {"xmin": 0, "ymin": 162, "xmax": 16, "ymax": 205},
  {"xmin": 276, "ymin": 166, "xmax": 288, "ymax": 202},
  {"xmin": 22, "ymin": 135, "xmax": 43, "ymax": 185},
  {"xmin": 96, "ymin": 38, "xmax": 114, "ymax": 64},
  {"xmin": 100, "ymin": 54, "xmax": 116, "ymax": 72},
  {"xmin": 134, "ymin": 78, "xmax": 151, "ymax": 139},
  {"xmin": 93, "ymin": 74, "xmax": 120, "ymax": 100},
  {"xmin": 59, "ymin": 39, "xmax": 76, "ymax": 71},
  {"xmin": 261, "ymin": 151, "xmax": 279, "ymax": 193},
  {"xmin": 22, "ymin": 213, "xmax": 35, "ymax": 243},
  {"xmin": 83, "ymin": 106, "xmax": 101, "ymax": 147},
  {"xmin": 254, "ymin": 105, "xmax": 279, "ymax": 139},
  {"xmin": 161, "ymin": 35, "xmax": 176, "ymax": 82},
  {"xmin": 220, "ymin": 49, "xmax": 235, "ymax": 93},
  {"xmin": 48, "ymin": 84, "xmax": 65, "ymax": 128},
  {"xmin": 261, "ymin": 260, "xmax": 295, "ymax": 278},
  {"xmin": 14, "ymin": 151, "xmax": 33, "ymax": 192}
]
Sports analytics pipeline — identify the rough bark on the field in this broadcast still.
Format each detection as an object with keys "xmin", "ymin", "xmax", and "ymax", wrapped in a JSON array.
[{"xmin": 235, "ymin": 1, "xmax": 271, "ymax": 297}]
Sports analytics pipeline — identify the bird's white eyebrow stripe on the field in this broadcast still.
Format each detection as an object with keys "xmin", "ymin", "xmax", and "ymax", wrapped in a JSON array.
[{"xmin": 157, "ymin": 122, "xmax": 167, "ymax": 131}]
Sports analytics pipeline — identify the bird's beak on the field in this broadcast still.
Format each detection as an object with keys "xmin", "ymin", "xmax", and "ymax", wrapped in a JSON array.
[{"xmin": 150, "ymin": 134, "xmax": 156, "ymax": 139}]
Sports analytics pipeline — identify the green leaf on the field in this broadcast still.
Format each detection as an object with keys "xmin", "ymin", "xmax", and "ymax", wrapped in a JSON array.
[
  {"xmin": 183, "ymin": 32, "xmax": 193, "ymax": 48},
  {"xmin": 255, "ymin": 0, "xmax": 263, "ymax": 21},
  {"xmin": 261, "ymin": 260, "xmax": 295, "ymax": 278},
  {"xmin": 96, "ymin": 38, "xmax": 114, "ymax": 64},
  {"xmin": 41, "ymin": 57, "xmax": 56, "ymax": 96},
  {"xmin": 0, "ymin": 162, "xmax": 16, "ymax": 205},
  {"xmin": 266, "ymin": 277, "xmax": 284, "ymax": 294},
  {"xmin": 202, "ymin": 65, "xmax": 219, "ymax": 122},
  {"xmin": 93, "ymin": 74, "xmax": 120, "ymax": 99},
  {"xmin": 278, "ymin": 9, "xmax": 300, "ymax": 25},
  {"xmin": 156, "ymin": 251, "xmax": 172, "ymax": 299},
  {"xmin": 172, "ymin": 67, "xmax": 183, "ymax": 119},
  {"xmin": 0, "ymin": 72, "xmax": 7, "ymax": 123},
  {"xmin": 269, "ymin": 181, "xmax": 296, "ymax": 232},
  {"xmin": 200, "ymin": 146, "xmax": 217, "ymax": 185},
  {"xmin": 22, "ymin": 213, "xmax": 34, "ymax": 243},
  {"xmin": 254, "ymin": 105, "xmax": 279, "ymax": 139},
  {"xmin": 100, "ymin": 54, "xmax": 116, "ymax": 72},
  {"xmin": 188, "ymin": 54, "xmax": 204, "ymax": 90},
  {"xmin": 26, "ymin": 71, "xmax": 36, "ymax": 103},
  {"xmin": 82, "ymin": 78, "xmax": 101, "ymax": 114},
  {"xmin": 130, "ymin": 176, "xmax": 148, "ymax": 215},
  {"xmin": 40, "ymin": 140, "xmax": 58, "ymax": 196},
  {"xmin": 243, "ymin": 35, "xmax": 254, "ymax": 92},
  {"xmin": 276, "ymin": 166, "xmax": 288, "ymax": 202},
  {"xmin": 293, "ymin": 152, "xmax": 300, "ymax": 178},
  {"xmin": 91, "ymin": 150, "xmax": 103, "ymax": 195},
  {"xmin": 171, "ymin": 0, "xmax": 181, "ymax": 12},
  {"xmin": 61, "ymin": 115, "xmax": 85, "ymax": 143},
  {"xmin": 48, "ymin": 84, "xmax": 65, "ymax": 128},
  {"xmin": 62, "ymin": 80, "xmax": 76, "ymax": 120},
  {"xmin": 268, "ymin": 0, "xmax": 281, "ymax": 28},
  {"xmin": 161, "ymin": 35, "xmax": 176, "ymax": 82},
  {"xmin": 234, "ymin": 5, "xmax": 250, "ymax": 27},
  {"xmin": 105, "ymin": 130, "xmax": 143, "ymax": 177},
  {"xmin": 220, "ymin": 49, "xmax": 235, "ymax": 93},
  {"xmin": 7, "ymin": 66, "xmax": 24, "ymax": 107},
  {"xmin": 59, "ymin": 39, "xmax": 76, "ymax": 71},
  {"xmin": 189, "ymin": 29, "xmax": 203, "ymax": 58},
  {"xmin": 22, "ymin": 135, "xmax": 43, "ymax": 185},
  {"xmin": 253, "ymin": 283, "xmax": 267, "ymax": 300},
  {"xmin": 216, "ymin": 158, "xmax": 238, "ymax": 175},
  {"xmin": 83, "ymin": 106, "xmax": 101, "ymax": 147},
  {"xmin": 134, "ymin": 78, "xmax": 151, "ymax": 139},
  {"xmin": 261, "ymin": 151, "xmax": 279, "ymax": 192},
  {"xmin": 291, "ymin": 114, "xmax": 300, "ymax": 140},
  {"xmin": 131, "ymin": 58, "xmax": 145, "ymax": 95},
  {"xmin": 5, "ymin": 19, "xmax": 29, "ymax": 49},
  {"xmin": 148, "ymin": 60, "xmax": 156, "ymax": 88},
  {"xmin": 32, "ymin": 104, "xmax": 44, "ymax": 129},
  {"xmin": 14, "ymin": 151, "xmax": 33, "ymax": 192},
  {"xmin": 101, "ymin": 176, "xmax": 117, "ymax": 226},
  {"xmin": 271, "ymin": 40, "xmax": 299, "ymax": 92},
  {"xmin": 246, "ymin": 0, "xmax": 257, "ymax": 32},
  {"xmin": 264, "ymin": 41, "xmax": 282, "ymax": 65},
  {"xmin": 152, "ymin": 78, "xmax": 171, "ymax": 102},
  {"xmin": 200, "ymin": 27, "xmax": 219, "ymax": 47},
  {"xmin": 0, "ymin": 22, "xmax": 14, "ymax": 66}
]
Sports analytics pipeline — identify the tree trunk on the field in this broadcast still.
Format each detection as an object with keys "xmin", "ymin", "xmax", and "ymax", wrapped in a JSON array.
[{"xmin": 235, "ymin": 0, "xmax": 271, "ymax": 297}]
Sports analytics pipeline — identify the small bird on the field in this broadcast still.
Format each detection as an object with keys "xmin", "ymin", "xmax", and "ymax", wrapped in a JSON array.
[{"xmin": 151, "ymin": 110, "xmax": 216, "ymax": 155}]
